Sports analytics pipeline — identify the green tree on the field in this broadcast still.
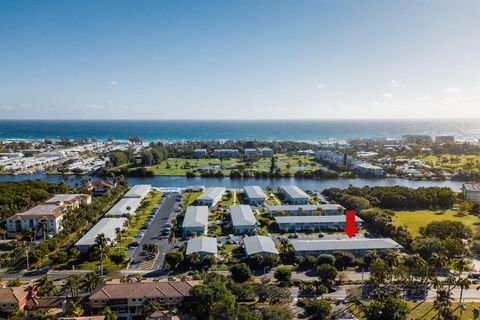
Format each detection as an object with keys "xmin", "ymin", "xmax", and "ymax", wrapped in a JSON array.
[
  {"xmin": 304, "ymin": 299, "xmax": 332, "ymax": 320},
  {"xmin": 65, "ymin": 300, "xmax": 84, "ymax": 317},
  {"xmin": 361, "ymin": 290, "xmax": 409, "ymax": 320},
  {"xmin": 103, "ymin": 306, "xmax": 118, "ymax": 320},
  {"xmin": 230, "ymin": 263, "xmax": 252, "ymax": 283},
  {"xmin": 260, "ymin": 305, "xmax": 293, "ymax": 320},
  {"xmin": 274, "ymin": 266, "xmax": 292, "ymax": 283},
  {"xmin": 64, "ymin": 274, "xmax": 82, "ymax": 297},
  {"xmin": 317, "ymin": 264, "xmax": 337, "ymax": 287},
  {"xmin": 190, "ymin": 282, "xmax": 237, "ymax": 320}
]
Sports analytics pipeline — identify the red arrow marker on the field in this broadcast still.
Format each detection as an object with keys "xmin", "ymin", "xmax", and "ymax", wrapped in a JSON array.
[{"xmin": 343, "ymin": 210, "xmax": 359, "ymax": 238}]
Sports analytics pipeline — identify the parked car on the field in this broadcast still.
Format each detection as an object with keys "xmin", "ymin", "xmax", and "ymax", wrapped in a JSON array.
[
  {"xmin": 318, "ymin": 233, "xmax": 325, "ymax": 238},
  {"xmin": 468, "ymin": 272, "xmax": 480, "ymax": 279},
  {"xmin": 288, "ymin": 233, "xmax": 299, "ymax": 239}
]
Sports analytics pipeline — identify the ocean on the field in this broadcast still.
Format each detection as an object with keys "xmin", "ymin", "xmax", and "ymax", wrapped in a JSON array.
[{"xmin": 0, "ymin": 119, "xmax": 479, "ymax": 142}]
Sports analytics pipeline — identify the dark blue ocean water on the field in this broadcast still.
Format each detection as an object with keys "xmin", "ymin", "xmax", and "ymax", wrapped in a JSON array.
[{"xmin": 0, "ymin": 119, "xmax": 479, "ymax": 141}]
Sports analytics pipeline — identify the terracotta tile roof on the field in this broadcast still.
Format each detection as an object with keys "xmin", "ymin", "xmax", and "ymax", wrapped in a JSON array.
[
  {"xmin": 89, "ymin": 280, "xmax": 200, "ymax": 301},
  {"xmin": 0, "ymin": 286, "xmax": 30, "ymax": 304}
]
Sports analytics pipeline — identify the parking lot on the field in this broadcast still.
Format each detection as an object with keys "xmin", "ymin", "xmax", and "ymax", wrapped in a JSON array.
[{"xmin": 128, "ymin": 192, "xmax": 180, "ymax": 270}]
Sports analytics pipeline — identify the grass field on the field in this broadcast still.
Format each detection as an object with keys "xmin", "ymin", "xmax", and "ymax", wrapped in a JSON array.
[
  {"xmin": 351, "ymin": 301, "xmax": 480, "ymax": 320},
  {"xmin": 181, "ymin": 191, "xmax": 202, "ymax": 207},
  {"xmin": 143, "ymin": 154, "xmax": 319, "ymax": 176},
  {"xmin": 392, "ymin": 210, "xmax": 480, "ymax": 237},
  {"xmin": 412, "ymin": 154, "xmax": 480, "ymax": 172}
]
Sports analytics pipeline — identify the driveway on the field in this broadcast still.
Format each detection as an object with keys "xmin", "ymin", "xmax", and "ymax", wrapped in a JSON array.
[{"xmin": 129, "ymin": 192, "xmax": 179, "ymax": 270}]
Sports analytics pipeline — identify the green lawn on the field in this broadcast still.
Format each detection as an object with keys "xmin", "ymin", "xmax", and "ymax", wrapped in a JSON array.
[
  {"xmin": 181, "ymin": 191, "xmax": 202, "ymax": 207},
  {"xmin": 392, "ymin": 210, "xmax": 480, "ymax": 237},
  {"xmin": 350, "ymin": 301, "xmax": 480, "ymax": 319},
  {"xmin": 141, "ymin": 154, "xmax": 320, "ymax": 176}
]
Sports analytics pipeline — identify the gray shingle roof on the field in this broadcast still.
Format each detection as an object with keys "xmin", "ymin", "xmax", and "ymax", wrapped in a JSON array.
[
  {"xmin": 280, "ymin": 185, "xmax": 309, "ymax": 199},
  {"xmin": 182, "ymin": 206, "xmax": 209, "ymax": 228},
  {"xmin": 186, "ymin": 236, "xmax": 218, "ymax": 255},
  {"xmin": 275, "ymin": 215, "xmax": 363, "ymax": 224},
  {"xmin": 291, "ymin": 238, "xmax": 402, "ymax": 252},
  {"xmin": 244, "ymin": 186, "xmax": 267, "ymax": 200},
  {"xmin": 230, "ymin": 205, "xmax": 257, "ymax": 227},
  {"xmin": 244, "ymin": 235, "xmax": 278, "ymax": 255}
]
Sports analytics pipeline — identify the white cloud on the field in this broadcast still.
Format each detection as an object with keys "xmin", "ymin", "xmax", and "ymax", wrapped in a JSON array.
[
  {"xmin": 389, "ymin": 80, "xmax": 405, "ymax": 88},
  {"xmin": 465, "ymin": 56, "xmax": 471, "ymax": 63},
  {"xmin": 107, "ymin": 80, "xmax": 118, "ymax": 87},
  {"xmin": 444, "ymin": 87, "xmax": 461, "ymax": 94},
  {"xmin": 316, "ymin": 83, "xmax": 325, "ymax": 89},
  {"xmin": 382, "ymin": 92, "xmax": 393, "ymax": 101}
]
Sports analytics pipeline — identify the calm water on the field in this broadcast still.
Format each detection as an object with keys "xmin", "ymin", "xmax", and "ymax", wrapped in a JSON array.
[
  {"xmin": 0, "ymin": 174, "xmax": 466, "ymax": 191},
  {"xmin": 1, "ymin": 119, "xmax": 479, "ymax": 141}
]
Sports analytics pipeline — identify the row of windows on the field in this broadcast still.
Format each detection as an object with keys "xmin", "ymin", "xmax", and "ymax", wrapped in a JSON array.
[{"xmin": 94, "ymin": 296, "xmax": 182, "ymax": 304}]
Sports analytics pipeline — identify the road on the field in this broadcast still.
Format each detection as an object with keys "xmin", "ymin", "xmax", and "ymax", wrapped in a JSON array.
[{"xmin": 129, "ymin": 192, "xmax": 179, "ymax": 270}]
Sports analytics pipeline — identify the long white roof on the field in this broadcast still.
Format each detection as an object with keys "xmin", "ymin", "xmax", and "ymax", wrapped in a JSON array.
[
  {"xmin": 106, "ymin": 198, "xmax": 142, "ymax": 217},
  {"xmin": 230, "ymin": 205, "xmax": 257, "ymax": 227},
  {"xmin": 291, "ymin": 238, "xmax": 402, "ymax": 252},
  {"xmin": 182, "ymin": 206, "xmax": 209, "ymax": 228},
  {"xmin": 275, "ymin": 215, "xmax": 363, "ymax": 224},
  {"xmin": 244, "ymin": 235, "xmax": 278, "ymax": 255},
  {"xmin": 280, "ymin": 185, "xmax": 309, "ymax": 199},
  {"xmin": 186, "ymin": 236, "xmax": 218, "ymax": 255},
  {"xmin": 75, "ymin": 218, "xmax": 127, "ymax": 247},
  {"xmin": 197, "ymin": 187, "xmax": 226, "ymax": 202},
  {"xmin": 123, "ymin": 184, "xmax": 152, "ymax": 198},
  {"xmin": 244, "ymin": 186, "xmax": 267, "ymax": 200},
  {"xmin": 267, "ymin": 204, "xmax": 344, "ymax": 212}
]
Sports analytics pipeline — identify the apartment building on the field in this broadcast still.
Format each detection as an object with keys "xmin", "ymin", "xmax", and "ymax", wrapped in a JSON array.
[
  {"xmin": 260, "ymin": 148, "xmax": 273, "ymax": 157},
  {"xmin": 230, "ymin": 205, "xmax": 257, "ymax": 234},
  {"xmin": 243, "ymin": 186, "xmax": 267, "ymax": 205},
  {"xmin": 186, "ymin": 236, "xmax": 217, "ymax": 259},
  {"xmin": 279, "ymin": 186, "xmax": 309, "ymax": 205},
  {"xmin": 6, "ymin": 194, "xmax": 91, "ymax": 238},
  {"xmin": 267, "ymin": 204, "xmax": 344, "ymax": 216},
  {"xmin": 89, "ymin": 280, "xmax": 200, "ymax": 320},
  {"xmin": 195, "ymin": 187, "xmax": 226, "ymax": 206},
  {"xmin": 463, "ymin": 183, "xmax": 480, "ymax": 203},
  {"xmin": 291, "ymin": 238, "xmax": 403, "ymax": 256},
  {"xmin": 275, "ymin": 215, "xmax": 363, "ymax": 232},
  {"xmin": 213, "ymin": 149, "xmax": 239, "ymax": 158},
  {"xmin": 193, "ymin": 149, "xmax": 207, "ymax": 158},
  {"xmin": 182, "ymin": 206, "xmax": 209, "ymax": 236},
  {"xmin": 244, "ymin": 235, "xmax": 278, "ymax": 257}
]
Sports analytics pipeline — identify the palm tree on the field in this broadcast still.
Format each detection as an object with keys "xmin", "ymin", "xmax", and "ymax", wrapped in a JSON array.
[
  {"xmin": 65, "ymin": 300, "xmax": 84, "ymax": 317},
  {"xmin": 64, "ymin": 274, "xmax": 82, "ymax": 297},
  {"xmin": 82, "ymin": 272, "xmax": 101, "ymax": 294},
  {"xmin": 32, "ymin": 309, "xmax": 53, "ymax": 320},
  {"xmin": 143, "ymin": 243, "xmax": 159, "ymax": 255},
  {"xmin": 92, "ymin": 233, "xmax": 110, "ymax": 276},
  {"xmin": 103, "ymin": 306, "xmax": 118, "ymax": 320},
  {"xmin": 23, "ymin": 228, "xmax": 35, "ymax": 242},
  {"xmin": 115, "ymin": 227, "xmax": 122, "ymax": 245},
  {"xmin": 35, "ymin": 275, "xmax": 58, "ymax": 298},
  {"xmin": 452, "ymin": 258, "xmax": 469, "ymax": 276},
  {"xmin": 472, "ymin": 306, "xmax": 480, "ymax": 320},
  {"xmin": 278, "ymin": 238, "xmax": 293, "ymax": 256},
  {"xmin": 457, "ymin": 278, "xmax": 471, "ymax": 307},
  {"xmin": 36, "ymin": 219, "xmax": 48, "ymax": 241},
  {"xmin": 143, "ymin": 300, "xmax": 164, "ymax": 315},
  {"xmin": 433, "ymin": 289, "xmax": 455, "ymax": 320}
]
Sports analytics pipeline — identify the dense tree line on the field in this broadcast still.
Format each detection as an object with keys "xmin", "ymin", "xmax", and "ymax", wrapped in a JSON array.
[
  {"xmin": 323, "ymin": 186, "xmax": 455, "ymax": 210},
  {"xmin": 0, "ymin": 180, "xmax": 71, "ymax": 220}
]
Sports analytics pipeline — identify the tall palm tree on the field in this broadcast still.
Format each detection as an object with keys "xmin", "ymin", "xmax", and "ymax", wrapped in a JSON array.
[
  {"xmin": 115, "ymin": 227, "xmax": 122, "ymax": 245},
  {"xmin": 457, "ymin": 278, "xmax": 471, "ymax": 305},
  {"xmin": 23, "ymin": 227, "xmax": 35, "ymax": 243},
  {"xmin": 452, "ymin": 258, "xmax": 469, "ymax": 276},
  {"xmin": 82, "ymin": 272, "xmax": 101, "ymax": 294},
  {"xmin": 92, "ymin": 233, "xmax": 110, "ymax": 276},
  {"xmin": 36, "ymin": 219, "xmax": 48, "ymax": 241},
  {"xmin": 64, "ymin": 274, "xmax": 82, "ymax": 297},
  {"xmin": 433, "ymin": 289, "xmax": 455, "ymax": 320}
]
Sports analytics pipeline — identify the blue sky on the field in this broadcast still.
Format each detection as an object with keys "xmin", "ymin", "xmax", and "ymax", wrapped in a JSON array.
[{"xmin": 0, "ymin": 0, "xmax": 478, "ymax": 119}]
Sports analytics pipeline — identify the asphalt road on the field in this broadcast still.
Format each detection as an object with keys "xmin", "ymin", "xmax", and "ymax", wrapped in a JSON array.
[{"xmin": 129, "ymin": 192, "xmax": 179, "ymax": 270}]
